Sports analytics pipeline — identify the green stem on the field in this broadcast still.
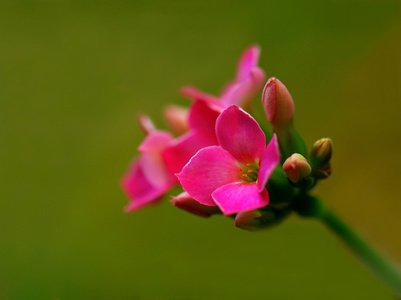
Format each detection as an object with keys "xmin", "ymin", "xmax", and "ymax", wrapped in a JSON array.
[{"xmin": 313, "ymin": 197, "xmax": 401, "ymax": 296}]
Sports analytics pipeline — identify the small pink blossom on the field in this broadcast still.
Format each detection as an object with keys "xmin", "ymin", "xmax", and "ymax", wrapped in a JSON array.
[
  {"xmin": 177, "ymin": 105, "xmax": 281, "ymax": 215},
  {"xmin": 181, "ymin": 45, "xmax": 265, "ymax": 108},
  {"xmin": 122, "ymin": 117, "xmax": 176, "ymax": 211}
]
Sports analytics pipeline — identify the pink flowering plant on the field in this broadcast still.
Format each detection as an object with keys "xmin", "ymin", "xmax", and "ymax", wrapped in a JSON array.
[{"xmin": 122, "ymin": 46, "xmax": 401, "ymax": 295}]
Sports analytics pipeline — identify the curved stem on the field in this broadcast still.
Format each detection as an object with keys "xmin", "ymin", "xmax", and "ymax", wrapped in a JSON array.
[{"xmin": 312, "ymin": 197, "xmax": 401, "ymax": 296}]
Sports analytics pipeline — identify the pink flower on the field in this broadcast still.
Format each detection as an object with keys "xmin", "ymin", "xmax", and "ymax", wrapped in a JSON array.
[
  {"xmin": 122, "ymin": 46, "xmax": 268, "ymax": 213},
  {"xmin": 162, "ymin": 99, "xmax": 222, "ymax": 175},
  {"xmin": 122, "ymin": 118, "xmax": 176, "ymax": 212},
  {"xmin": 177, "ymin": 105, "xmax": 281, "ymax": 215},
  {"xmin": 181, "ymin": 45, "xmax": 265, "ymax": 108}
]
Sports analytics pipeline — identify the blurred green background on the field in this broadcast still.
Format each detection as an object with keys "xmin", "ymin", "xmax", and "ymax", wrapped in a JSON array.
[{"xmin": 1, "ymin": 0, "xmax": 401, "ymax": 299}]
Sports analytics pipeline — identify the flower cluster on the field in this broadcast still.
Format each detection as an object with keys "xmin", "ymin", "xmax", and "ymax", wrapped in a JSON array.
[{"xmin": 122, "ymin": 46, "xmax": 332, "ymax": 230}]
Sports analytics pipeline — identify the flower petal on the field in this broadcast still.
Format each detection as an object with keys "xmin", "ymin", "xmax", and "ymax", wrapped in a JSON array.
[
  {"xmin": 138, "ymin": 131, "xmax": 176, "ymax": 187},
  {"xmin": 212, "ymin": 182, "xmax": 269, "ymax": 215},
  {"xmin": 257, "ymin": 134, "xmax": 281, "ymax": 191},
  {"xmin": 176, "ymin": 146, "xmax": 240, "ymax": 206},
  {"xmin": 180, "ymin": 86, "xmax": 220, "ymax": 103},
  {"xmin": 221, "ymin": 67, "xmax": 265, "ymax": 107},
  {"xmin": 137, "ymin": 114, "xmax": 156, "ymax": 134},
  {"xmin": 122, "ymin": 159, "xmax": 172, "ymax": 212},
  {"xmin": 188, "ymin": 99, "xmax": 222, "ymax": 135},
  {"xmin": 163, "ymin": 130, "xmax": 216, "ymax": 175},
  {"xmin": 171, "ymin": 192, "xmax": 220, "ymax": 218},
  {"xmin": 236, "ymin": 45, "xmax": 260, "ymax": 81},
  {"xmin": 216, "ymin": 105, "xmax": 266, "ymax": 163},
  {"xmin": 138, "ymin": 131, "xmax": 173, "ymax": 153}
]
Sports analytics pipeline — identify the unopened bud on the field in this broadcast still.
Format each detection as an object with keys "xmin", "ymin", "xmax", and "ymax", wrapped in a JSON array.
[
  {"xmin": 262, "ymin": 77, "xmax": 295, "ymax": 129},
  {"xmin": 283, "ymin": 153, "xmax": 312, "ymax": 183},
  {"xmin": 310, "ymin": 138, "xmax": 332, "ymax": 167},
  {"xmin": 164, "ymin": 105, "xmax": 189, "ymax": 135},
  {"xmin": 234, "ymin": 209, "xmax": 276, "ymax": 231},
  {"xmin": 171, "ymin": 193, "xmax": 220, "ymax": 218},
  {"xmin": 137, "ymin": 114, "xmax": 155, "ymax": 134}
]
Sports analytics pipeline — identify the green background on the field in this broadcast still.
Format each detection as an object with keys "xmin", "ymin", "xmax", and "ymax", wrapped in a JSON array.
[{"xmin": 1, "ymin": 0, "xmax": 401, "ymax": 299}]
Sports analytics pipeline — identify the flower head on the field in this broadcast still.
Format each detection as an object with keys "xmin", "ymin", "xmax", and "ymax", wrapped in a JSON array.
[
  {"xmin": 121, "ymin": 45, "xmax": 333, "ymax": 232},
  {"xmin": 177, "ymin": 105, "xmax": 280, "ymax": 215}
]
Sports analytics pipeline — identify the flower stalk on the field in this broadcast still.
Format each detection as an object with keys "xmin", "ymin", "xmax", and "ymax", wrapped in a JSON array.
[{"xmin": 297, "ymin": 195, "xmax": 401, "ymax": 296}]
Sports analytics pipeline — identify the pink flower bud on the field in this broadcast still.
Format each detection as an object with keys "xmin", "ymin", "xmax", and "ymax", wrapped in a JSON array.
[
  {"xmin": 262, "ymin": 77, "xmax": 295, "ymax": 128},
  {"xmin": 234, "ymin": 209, "xmax": 275, "ymax": 231},
  {"xmin": 164, "ymin": 105, "xmax": 189, "ymax": 135},
  {"xmin": 171, "ymin": 193, "xmax": 220, "ymax": 218},
  {"xmin": 283, "ymin": 153, "xmax": 311, "ymax": 183}
]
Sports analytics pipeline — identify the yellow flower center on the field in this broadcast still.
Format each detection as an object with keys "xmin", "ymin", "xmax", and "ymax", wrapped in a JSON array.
[{"xmin": 240, "ymin": 162, "xmax": 259, "ymax": 183}]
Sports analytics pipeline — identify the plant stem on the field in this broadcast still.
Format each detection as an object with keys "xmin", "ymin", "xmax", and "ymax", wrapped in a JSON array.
[{"xmin": 314, "ymin": 197, "xmax": 401, "ymax": 296}]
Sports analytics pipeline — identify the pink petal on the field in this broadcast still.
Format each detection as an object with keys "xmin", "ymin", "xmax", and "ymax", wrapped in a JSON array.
[
  {"xmin": 257, "ymin": 134, "xmax": 281, "ymax": 191},
  {"xmin": 171, "ymin": 192, "xmax": 220, "ymax": 218},
  {"xmin": 236, "ymin": 45, "xmax": 260, "ymax": 81},
  {"xmin": 180, "ymin": 86, "xmax": 220, "ymax": 103},
  {"xmin": 138, "ymin": 131, "xmax": 176, "ymax": 186},
  {"xmin": 212, "ymin": 182, "xmax": 269, "ymax": 215},
  {"xmin": 138, "ymin": 131, "xmax": 173, "ymax": 153},
  {"xmin": 122, "ymin": 159, "xmax": 172, "ymax": 212},
  {"xmin": 176, "ymin": 146, "xmax": 241, "ymax": 206},
  {"xmin": 137, "ymin": 114, "xmax": 156, "ymax": 134},
  {"xmin": 216, "ymin": 105, "xmax": 266, "ymax": 163},
  {"xmin": 221, "ymin": 67, "xmax": 265, "ymax": 107},
  {"xmin": 188, "ymin": 99, "xmax": 222, "ymax": 135},
  {"xmin": 163, "ymin": 130, "xmax": 217, "ymax": 175}
]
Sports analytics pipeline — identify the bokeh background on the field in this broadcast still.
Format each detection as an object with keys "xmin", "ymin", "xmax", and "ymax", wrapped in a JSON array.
[{"xmin": 1, "ymin": 0, "xmax": 401, "ymax": 299}]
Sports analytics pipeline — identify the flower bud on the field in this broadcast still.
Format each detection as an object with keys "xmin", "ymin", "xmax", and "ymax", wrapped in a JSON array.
[
  {"xmin": 262, "ymin": 77, "xmax": 295, "ymax": 129},
  {"xmin": 283, "ymin": 153, "xmax": 312, "ymax": 183},
  {"xmin": 164, "ymin": 105, "xmax": 189, "ymax": 135},
  {"xmin": 171, "ymin": 193, "xmax": 220, "ymax": 218},
  {"xmin": 310, "ymin": 138, "xmax": 332, "ymax": 167},
  {"xmin": 234, "ymin": 209, "xmax": 276, "ymax": 231},
  {"xmin": 137, "ymin": 114, "xmax": 155, "ymax": 134}
]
